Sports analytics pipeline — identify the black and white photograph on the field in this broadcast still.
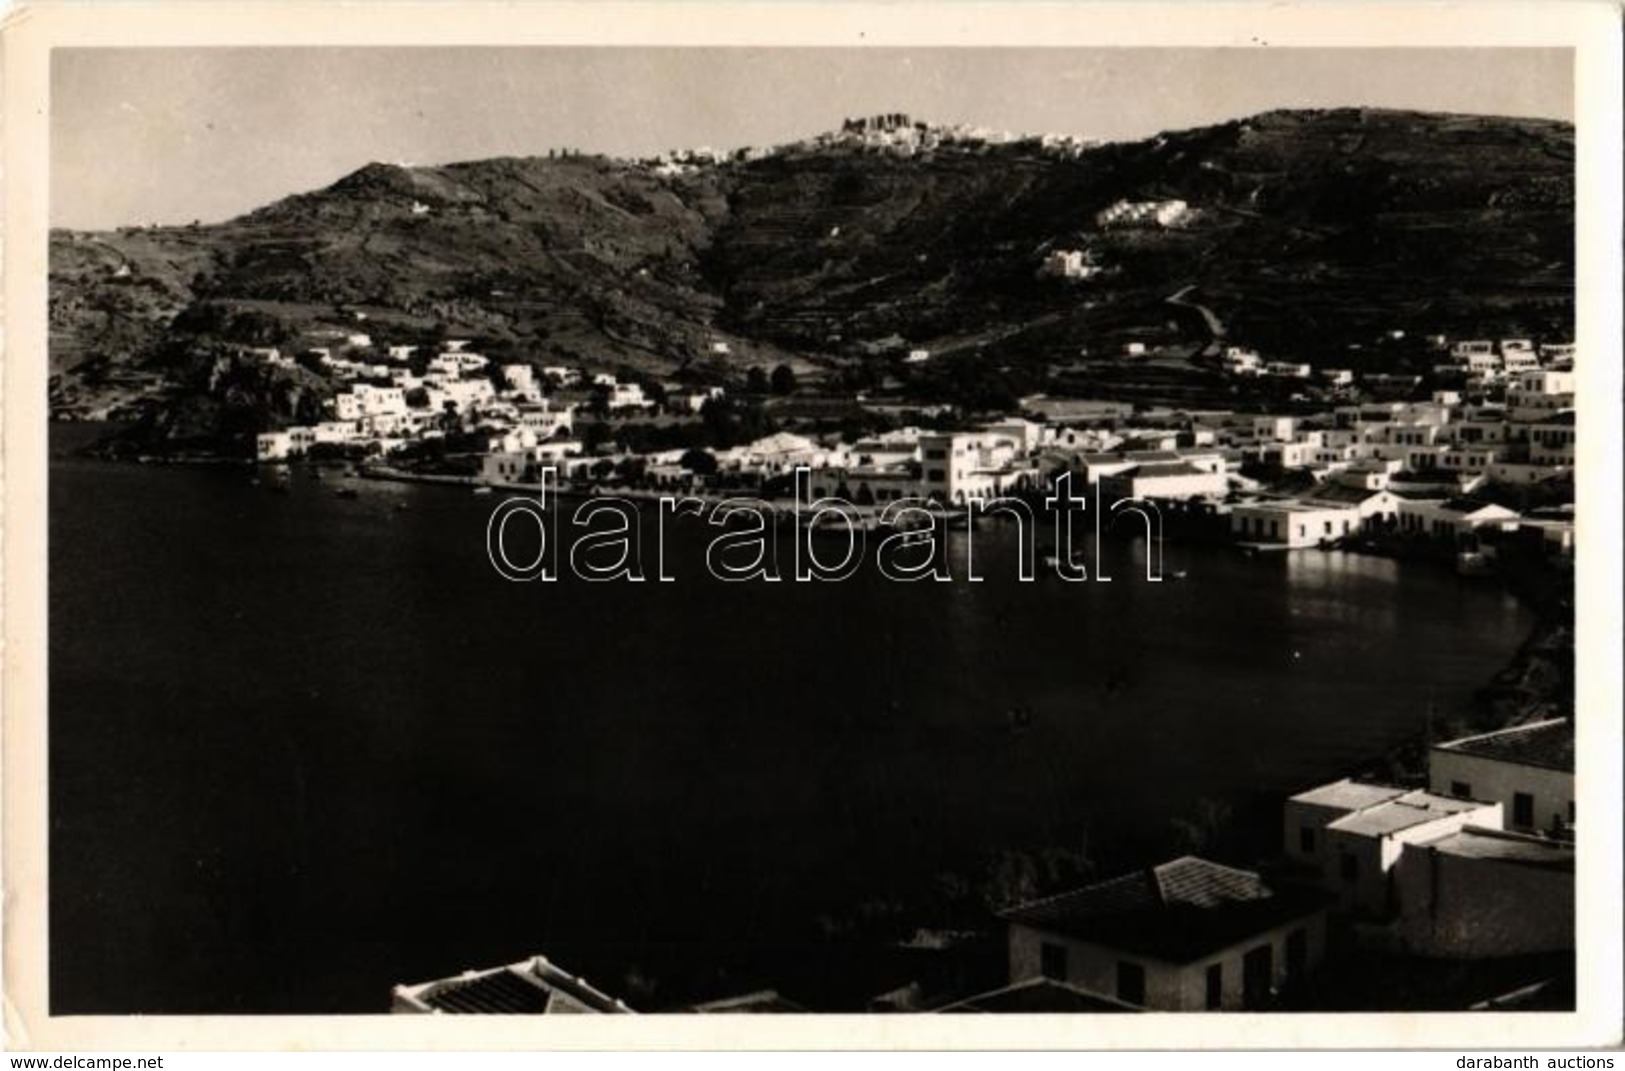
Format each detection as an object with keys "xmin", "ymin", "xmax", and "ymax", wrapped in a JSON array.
[{"xmin": 4, "ymin": 0, "xmax": 1621, "ymax": 1054}]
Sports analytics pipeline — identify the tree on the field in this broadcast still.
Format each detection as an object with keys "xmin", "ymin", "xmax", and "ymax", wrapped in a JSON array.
[
  {"xmin": 679, "ymin": 448, "xmax": 719, "ymax": 476},
  {"xmin": 745, "ymin": 366, "xmax": 771, "ymax": 395},
  {"xmin": 769, "ymin": 364, "xmax": 798, "ymax": 395}
]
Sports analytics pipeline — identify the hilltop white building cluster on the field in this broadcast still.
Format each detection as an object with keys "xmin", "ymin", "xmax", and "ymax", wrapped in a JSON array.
[{"xmin": 1095, "ymin": 198, "xmax": 1192, "ymax": 229}]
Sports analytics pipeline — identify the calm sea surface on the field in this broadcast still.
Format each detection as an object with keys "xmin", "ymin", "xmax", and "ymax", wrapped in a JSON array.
[{"xmin": 48, "ymin": 426, "xmax": 1533, "ymax": 1012}]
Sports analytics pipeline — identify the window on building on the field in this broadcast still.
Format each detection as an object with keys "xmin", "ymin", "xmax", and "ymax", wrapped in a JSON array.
[
  {"xmin": 1450, "ymin": 781, "xmax": 1471, "ymax": 799},
  {"xmin": 1339, "ymin": 851, "xmax": 1358, "ymax": 884},
  {"xmin": 1205, "ymin": 963, "xmax": 1223, "ymax": 1010},
  {"xmin": 1116, "ymin": 961, "xmax": 1145, "ymax": 1006},
  {"xmin": 1513, "ymin": 792, "xmax": 1535, "ymax": 828},
  {"xmin": 1298, "ymin": 827, "xmax": 1315, "ymax": 855},
  {"xmin": 1039, "ymin": 943, "xmax": 1068, "ymax": 982}
]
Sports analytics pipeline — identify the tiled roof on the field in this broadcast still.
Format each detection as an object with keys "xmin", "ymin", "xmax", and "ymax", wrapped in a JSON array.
[
  {"xmin": 398, "ymin": 957, "xmax": 633, "ymax": 1015},
  {"xmin": 1130, "ymin": 462, "xmax": 1209, "ymax": 479},
  {"xmin": 1000, "ymin": 857, "xmax": 1330, "ymax": 964},
  {"xmin": 1304, "ymin": 483, "xmax": 1385, "ymax": 505},
  {"xmin": 421, "ymin": 970, "xmax": 556, "ymax": 1014},
  {"xmin": 936, "ymin": 978, "xmax": 1139, "ymax": 1013},
  {"xmin": 1434, "ymin": 718, "xmax": 1574, "ymax": 773}
]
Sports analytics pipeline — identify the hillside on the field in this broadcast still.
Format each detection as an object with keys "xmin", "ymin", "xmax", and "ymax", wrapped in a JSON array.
[{"xmin": 49, "ymin": 107, "xmax": 1574, "ymax": 434}]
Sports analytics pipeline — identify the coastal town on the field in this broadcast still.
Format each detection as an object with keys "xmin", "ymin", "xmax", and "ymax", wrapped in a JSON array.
[
  {"xmin": 44, "ymin": 85, "xmax": 1589, "ymax": 1025},
  {"xmin": 248, "ymin": 329, "xmax": 1577, "ymax": 579},
  {"xmin": 239, "ymin": 326, "xmax": 1579, "ymax": 1013}
]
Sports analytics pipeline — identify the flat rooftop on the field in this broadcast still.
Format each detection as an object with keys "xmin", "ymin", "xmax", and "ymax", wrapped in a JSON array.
[
  {"xmin": 1290, "ymin": 779, "xmax": 1410, "ymax": 813},
  {"xmin": 1327, "ymin": 792, "xmax": 1487, "ymax": 838}
]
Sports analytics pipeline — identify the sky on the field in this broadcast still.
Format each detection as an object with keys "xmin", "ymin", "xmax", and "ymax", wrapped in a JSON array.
[{"xmin": 51, "ymin": 47, "xmax": 1572, "ymax": 230}]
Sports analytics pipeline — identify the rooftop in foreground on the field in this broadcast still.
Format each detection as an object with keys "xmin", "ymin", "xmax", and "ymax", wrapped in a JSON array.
[
  {"xmin": 936, "ymin": 977, "xmax": 1140, "ymax": 1013},
  {"xmin": 1289, "ymin": 779, "xmax": 1410, "ymax": 812},
  {"xmin": 1327, "ymin": 792, "xmax": 1490, "ymax": 837},
  {"xmin": 1419, "ymin": 825, "xmax": 1576, "ymax": 871},
  {"xmin": 392, "ymin": 955, "xmax": 633, "ymax": 1014},
  {"xmin": 1433, "ymin": 718, "xmax": 1574, "ymax": 773},
  {"xmin": 1000, "ymin": 856, "xmax": 1332, "ymax": 964}
]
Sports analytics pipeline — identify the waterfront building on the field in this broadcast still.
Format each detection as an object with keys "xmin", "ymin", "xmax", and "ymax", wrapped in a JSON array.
[
  {"xmin": 256, "ymin": 431, "xmax": 294, "ymax": 462},
  {"xmin": 313, "ymin": 420, "xmax": 360, "ymax": 445},
  {"xmin": 1099, "ymin": 461, "xmax": 1227, "ymax": 502},
  {"xmin": 1299, "ymin": 482, "xmax": 1400, "ymax": 526},
  {"xmin": 1229, "ymin": 500, "xmax": 1360, "ymax": 547},
  {"xmin": 1394, "ymin": 498, "xmax": 1520, "ymax": 544},
  {"xmin": 801, "ymin": 464, "xmax": 921, "ymax": 505},
  {"xmin": 1002, "ymin": 856, "xmax": 1332, "ymax": 1011}
]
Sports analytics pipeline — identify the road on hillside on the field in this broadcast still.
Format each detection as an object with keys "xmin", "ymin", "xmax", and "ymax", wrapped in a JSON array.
[{"xmin": 1166, "ymin": 285, "xmax": 1227, "ymax": 356}]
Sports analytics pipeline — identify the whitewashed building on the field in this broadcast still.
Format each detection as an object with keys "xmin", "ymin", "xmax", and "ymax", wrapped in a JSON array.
[
  {"xmin": 1002, "ymin": 857, "xmax": 1331, "ymax": 1011},
  {"xmin": 1430, "ymin": 718, "xmax": 1574, "ymax": 836}
]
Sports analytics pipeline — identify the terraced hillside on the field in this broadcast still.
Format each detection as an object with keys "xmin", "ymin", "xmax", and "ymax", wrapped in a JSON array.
[{"xmin": 50, "ymin": 107, "xmax": 1573, "ymax": 434}]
